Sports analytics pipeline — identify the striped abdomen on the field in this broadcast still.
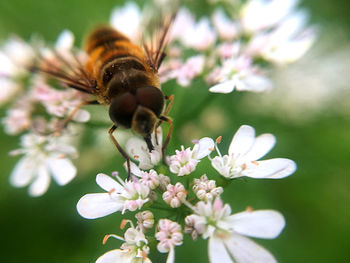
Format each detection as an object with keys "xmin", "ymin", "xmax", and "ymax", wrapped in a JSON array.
[{"xmin": 84, "ymin": 27, "xmax": 160, "ymax": 104}]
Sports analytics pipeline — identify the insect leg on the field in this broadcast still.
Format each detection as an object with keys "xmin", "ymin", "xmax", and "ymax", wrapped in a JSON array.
[
  {"xmin": 57, "ymin": 100, "xmax": 99, "ymax": 133},
  {"xmin": 109, "ymin": 125, "xmax": 131, "ymax": 179},
  {"xmin": 155, "ymin": 94, "xmax": 174, "ymax": 145},
  {"xmin": 158, "ymin": 115, "xmax": 173, "ymax": 165},
  {"xmin": 163, "ymin": 94, "xmax": 174, "ymax": 116}
]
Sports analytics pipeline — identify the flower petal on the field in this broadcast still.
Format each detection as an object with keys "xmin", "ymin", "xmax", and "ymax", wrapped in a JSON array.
[
  {"xmin": 209, "ymin": 80, "xmax": 235, "ymax": 93},
  {"xmin": 55, "ymin": 30, "xmax": 74, "ymax": 51},
  {"xmin": 223, "ymin": 234, "xmax": 278, "ymax": 263},
  {"xmin": 208, "ymin": 236, "xmax": 233, "ymax": 263},
  {"xmin": 72, "ymin": 109, "xmax": 90, "ymax": 122},
  {"xmin": 126, "ymin": 137, "xmax": 153, "ymax": 170},
  {"xmin": 194, "ymin": 137, "xmax": 215, "ymax": 159},
  {"xmin": 229, "ymin": 125, "xmax": 255, "ymax": 157},
  {"xmin": 9, "ymin": 157, "xmax": 35, "ymax": 187},
  {"xmin": 243, "ymin": 134, "xmax": 276, "ymax": 161},
  {"xmin": 96, "ymin": 173, "xmax": 124, "ymax": 192},
  {"xmin": 47, "ymin": 157, "xmax": 76, "ymax": 185},
  {"xmin": 224, "ymin": 210, "xmax": 285, "ymax": 239},
  {"xmin": 242, "ymin": 158, "xmax": 297, "ymax": 179},
  {"xmin": 28, "ymin": 165, "xmax": 51, "ymax": 197},
  {"xmin": 110, "ymin": 2, "xmax": 141, "ymax": 40},
  {"xmin": 96, "ymin": 249, "xmax": 125, "ymax": 263},
  {"xmin": 77, "ymin": 193, "xmax": 123, "ymax": 219}
]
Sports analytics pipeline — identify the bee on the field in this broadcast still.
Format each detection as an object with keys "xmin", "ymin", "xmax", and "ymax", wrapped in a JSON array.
[{"xmin": 32, "ymin": 14, "xmax": 176, "ymax": 177}]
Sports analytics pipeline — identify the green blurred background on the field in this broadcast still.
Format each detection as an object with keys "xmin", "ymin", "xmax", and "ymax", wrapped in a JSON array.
[{"xmin": 0, "ymin": 0, "xmax": 349, "ymax": 262}]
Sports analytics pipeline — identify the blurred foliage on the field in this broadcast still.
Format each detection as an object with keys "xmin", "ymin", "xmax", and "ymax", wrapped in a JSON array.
[{"xmin": 0, "ymin": 0, "xmax": 350, "ymax": 263}]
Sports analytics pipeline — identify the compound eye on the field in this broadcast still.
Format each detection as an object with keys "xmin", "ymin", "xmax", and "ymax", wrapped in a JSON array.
[
  {"xmin": 136, "ymin": 86, "xmax": 164, "ymax": 117},
  {"xmin": 109, "ymin": 92, "xmax": 137, "ymax": 128}
]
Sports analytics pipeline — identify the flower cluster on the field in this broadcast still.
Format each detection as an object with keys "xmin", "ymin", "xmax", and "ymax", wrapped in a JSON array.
[
  {"xmin": 77, "ymin": 124, "xmax": 296, "ymax": 263},
  {"xmin": 0, "ymin": 30, "xmax": 91, "ymax": 195},
  {"xmin": 157, "ymin": 0, "xmax": 316, "ymax": 92}
]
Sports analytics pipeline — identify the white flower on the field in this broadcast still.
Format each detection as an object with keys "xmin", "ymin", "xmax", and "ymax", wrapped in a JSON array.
[
  {"xmin": 174, "ymin": 55, "xmax": 205, "ymax": 87},
  {"xmin": 209, "ymin": 56, "xmax": 272, "ymax": 93},
  {"xmin": 172, "ymin": 8, "xmax": 216, "ymax": 50},
  {"xmin": 211, "ymin": 125, "xmax": 297, "ymax": 179},
  {"xmin": 55, "ymin": 29, "xmax": 75, "ymax": 51},
  {"xmin": 212, "ymin": 9, "xmax": 239, "ymax": 40},
  {"xmin": 0, "ymin": 36, "xmax": 34, "ymax": 77},
  {"xmin": 110, "ymin": 2, "xmax": 141, "ymax": 41},
  {"xmin": 258, "ymin": 12, "xmax": 317, "ymax": 64},
  {"xmin": 126, "ymin": 128, "xmax": 162, "ymax": 170},
  {"xmin": 0, "ymin": 78, "xmax": 20, "ymax": 106},
  {"xmin": 168, "ymin": 137, "xmax": 214, "ymax": 176},
  {"xmin": 155, "ymin": 219, "xmax": 183, "ymax": 263},
  {"xmin": 186, "ymin": 199, "xmax": 285, "ymax": 263},
  {"xmin": 77, "ymin": 173, "xmax": 150, "ymax": 219},
  {"xmin": 97, "ymin": 225, "xmax": 151, "ymax": 263},
  {"xmin": 9, "ymin": 132, "xmax": 78, "ymax": 197},
  {"xmin": 241, "ymin": 0, "xmax": 298, "ymax": 33}
]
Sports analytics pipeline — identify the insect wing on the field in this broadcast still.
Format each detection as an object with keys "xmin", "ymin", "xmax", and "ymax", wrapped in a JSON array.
[
  {"xmin": 142, "ymin": 9, "xmax": 177, "ymax": 71},
  {"xmin": 31, "ymin": 47, "xmax": 96, "ymax": 94}
]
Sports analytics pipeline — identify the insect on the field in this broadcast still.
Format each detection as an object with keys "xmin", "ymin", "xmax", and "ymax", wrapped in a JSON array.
[{"xmin": 32, "ymin": 14, "xmax": 176, "ymax": 177}]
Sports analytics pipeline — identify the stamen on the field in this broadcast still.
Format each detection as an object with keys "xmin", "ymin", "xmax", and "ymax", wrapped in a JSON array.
[
  {"xmin": 242, "ymin": 163, "xmax": 247, "ymax": 170},
  {"xmin": 251, "ymin": 161, "xmax": 259, "ymax": 165},
  {"xmin": 57, "ymin": 154, "xmax": 66, "ymax": 159},
  {"xmin": 216, "ymin": 136, "xmax": 222, "ymax": 144},
  {"xmin": 120, "ymin": 219, "xmax": 134, "ymax": 229},
  {"xmin": 108, "ymin": 188, "xmax": 116, "ymax": 195},
  {"xmin": 102, "ymin": 234, "xmax": 124, "ymax": 244},
  {"xmin": 245, "ymin": 206, "xmax": 253, "ymax": 212}
]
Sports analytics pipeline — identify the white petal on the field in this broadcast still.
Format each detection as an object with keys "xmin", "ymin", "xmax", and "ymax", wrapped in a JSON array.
[
  {"xmin": 243, "ymin": 134, "xmax": 276, "ymax": 161},
  {"xmin": 96, "ymin": 249, "xmax": 125, "ymax": 263},
  {"xmin": 242, "ymin": 158, "xmax": 297, "ymax": 179},
  {"xmin": 96, "ymin": 173, "xmax": 124, "ymax": 192},
  {"xmin": 209, "ymin": 80, "xmax": 235, "ymax": 93},
  {"xmin": 47, "ymin": 157, "xmax": 77, "ymax": 185},
  {"xmin": 55, "ymin": 30, "xmax": 74, "ymax": 51},
  {"xmin": 229, "ymin": 125, "xmax": 255, "ymax": 157},
  {"xmin": 208, "ymin": 236, "xmax": 233, "ymax": 263},
  {"xmin": 239, "ymin": 74, "xmax": 273, "ymax": 92},
  {"xmin": 126, "ymin": 137, "xmax": 153, "ymax": 169},
  {"xmin": 225, "ymin": 210, "xmax": 285, "ymax": 239},
  {"xmin": 110, "ymin": 2, "xmax": 141, "ymax": 40},
  {"xmin": 129, "ymin": 162, "xmax": 143, "ymax": 177},
  {"xmin": 28, "ymin": 165, "xmax": 51, "ymax": 197},
  {"xmin": 224, "ymin": 234, "xmax": 277, "ymax": 263},
  {"xmin": 194, "ymin": 137, "xmax": 215, "ymax": 159},
  {"xmin": 9, "ymin": 157, "xmax": 35, "ymax": 187},
  {"xmin": 72, "ymin": 109, "xmax": 90, "ymax": 122},
  {"xmin": 77, "ymin": 193, "xmax": 123, "ymax": 219},
  {"xmin": 166, "ymin": 247, "xmax": 175, "ymax": 263}
]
